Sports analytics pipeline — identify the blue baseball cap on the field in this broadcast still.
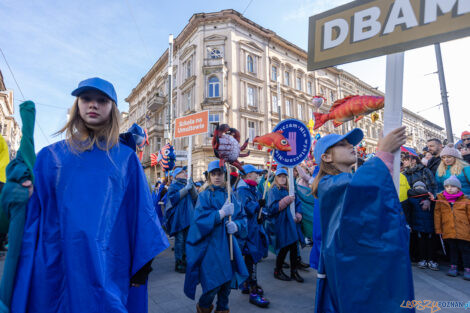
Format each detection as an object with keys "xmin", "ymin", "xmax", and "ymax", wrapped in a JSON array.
[
  {"xmin": 208, "ymin": 160, "xmax": 226, "ymax": 173},
  {"xmin": 172, "ymin": 166, "xmax": 187, "ymax": 178},
  {"xmin": 275, "ymin": 168, "xmax": 288, "ymax": 176},
  {"xmin": 242, "ymin": 164, "xmax": 264, "ymax": 175},
  {"xmin": 71, "ymin": 77, "xmax": 118, "ymax": 104},
  {"xmin": 313, "ymin": 128, "xmax": 363, "ymax": 163}
]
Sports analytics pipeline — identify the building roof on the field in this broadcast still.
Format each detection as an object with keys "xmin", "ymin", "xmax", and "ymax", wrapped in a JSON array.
[{"xmin": 0, "ymin": 70, "xmax": 5, "ymax": 91}]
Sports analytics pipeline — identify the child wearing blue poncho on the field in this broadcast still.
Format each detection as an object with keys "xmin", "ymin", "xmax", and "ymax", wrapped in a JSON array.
[
  {"xmin": 164, "ymin": 166, "xmax": 197, "ymax": 273},
  {"xmin": 11, "ymin": 78, "xmax": 169, "ymax": 313},
  {"xmin": 312, "ymin": 127, "xmax": 415, "ymax": 313},
  {"xmin": 235, "ymin": 164, "xmax": 269, "ymax": 308},
  {"xmin": 267, "ymin": 168, "xmax": 304, "ymax": 283},
  {"xmin": 184, "ymin": 161, "xmax": 248, "ymax": 313}
]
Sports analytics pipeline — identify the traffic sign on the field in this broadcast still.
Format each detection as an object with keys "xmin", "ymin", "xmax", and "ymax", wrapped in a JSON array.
[{"xmin": 273, "ymin": 119, "xmax": 312, "ymax": 168}]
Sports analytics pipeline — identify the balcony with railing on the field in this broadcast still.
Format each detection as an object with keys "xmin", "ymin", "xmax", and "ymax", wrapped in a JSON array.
[
  {"xmin": 147, "ymin": 95, "xmax": 166, "ymax": 111},
  {"xmin": 203, "ymin": 57, "xmax": 224, "ymax": 68}
]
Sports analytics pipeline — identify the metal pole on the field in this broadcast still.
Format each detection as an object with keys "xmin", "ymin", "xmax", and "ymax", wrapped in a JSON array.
[
  {"xmin": 434, "ymin": 43, "xmax": 454, "ymax": 144},
  {"xmin": 168, "ymin": 34, "xmax": 174, "ymax": 142},
  {"xmin": 384, "ymin": 52, "xmax": 404, "ymax": 194}
]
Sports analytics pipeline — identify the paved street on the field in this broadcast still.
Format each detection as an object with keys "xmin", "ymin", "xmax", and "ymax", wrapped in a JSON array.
[
  {"xmin": 148, "ymin": 238, "xmax": 470, "ymax": 313},
  {"xmin": 1, "ymin": 239, "xmax": 469, "ymax": 313}
]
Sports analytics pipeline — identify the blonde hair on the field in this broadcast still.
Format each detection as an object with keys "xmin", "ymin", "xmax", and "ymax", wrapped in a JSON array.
[
  {"xmin": 272, "ymin": 174, "xmax": 289, "ymax": 192},
  {"xmin": 57, "ymin": 98, "xmax": 121, "ymax": 153},
  {"xmin": 437, "ymin": 157, "xmax": 469, "ymax": 177},
  {"xmin": 311, "ymin": 147, "xmax": 342, "ymax": 198}
]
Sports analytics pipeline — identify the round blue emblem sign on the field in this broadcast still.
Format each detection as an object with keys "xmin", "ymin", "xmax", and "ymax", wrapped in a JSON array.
[{"xmin": 273, "ymin": 119, "xmax": 312, "ymax": 168}]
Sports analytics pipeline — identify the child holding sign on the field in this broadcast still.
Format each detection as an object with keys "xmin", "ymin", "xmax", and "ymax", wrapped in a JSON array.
[
  {"xmin": 312, "ymin": 127, "xmax": 414, "ymax": 312},
  {"xmin": 267, "ymin": 168, "xmax": 304, "ymax": 283}
]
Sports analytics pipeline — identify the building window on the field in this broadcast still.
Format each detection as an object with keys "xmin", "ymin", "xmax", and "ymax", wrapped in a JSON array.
[
  {"xmin": 271, "ymin": 66, "xmax": 277, "ymax": 81},
  {"xmin": 156, "ymin": 137, "xmax": 162, "ymax": 150},
  {"xmin": 208, "ymin": 76, "xmax": 220, "ymax": 98},
  {"xmin": 185, "ymin": 59, "xmax": 192, "ymax": 79},
  {"xmin": 297, "ymin": 103, "xmax": 303, "ymax": 120},
  {"xmin": 285, "ymin": 99, "xmax": 292, "ymax": 116},
  {"xmin": 307, "ymin": 81, "xmax": 313, "ymax": 95},
  {"xmin": 210, "ymin": 48, "xmax": 222, "ymax": 59},
  {"xmin": 158, "ymin": 112, "xmax": 162, "ymax": 124},
  {"xmin": 184, "ymin": 89, "xmax": 192, "ymax": 111},
  {"xmin": 247, "ymin": 86, "xmax": 256, "ymax": 107},
  {"xmin": 272, "ymin": 94, "xmax": 278, "ymax": 113},
  {"xmin": 247, "ymin": 55, "xmax": 254, "ymax": 73},
  {"xmin": 248, "ymin": 120, "xmax": 258, "ymax": 142},
  {"xmin": 296, "ymin": 77, "xmax": 302, "ymax": 91},
  {"xmin": 330, "ymin": 91, "xmax": 336, "ymax": 102},
  {"xmin": 209, "ymin": 113, "xmax": 220, "ymax": 137},
  {"xmin": 308, "ymin": 107, "xmax": 313, "ymax": 119},
  {"xmin": 284, "ymin": 71, "xmax": 290, "ymax": 86}
]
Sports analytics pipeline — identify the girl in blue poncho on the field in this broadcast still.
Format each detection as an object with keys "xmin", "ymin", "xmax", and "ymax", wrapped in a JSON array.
[
  {"xmin": 184, "ymin": 160, "xmax": 248, "ymax": 313},
  {"xmin": 11, "ymin": 78, "xmax": 169, "ymax": 313},
  {"xmin": 267, "ymin": 168, "xmax": 304, "ymax": 283},
  {"xmin": 235, "ymin": 164, "xmax": 269, "ymax": 308},
  {"xmin": 164, "ymin": 166, "xmax": 197, "ymax": 273},
  {"xmin": 312, "ymin": 127, "xmax": 415, "ymax": 313}
]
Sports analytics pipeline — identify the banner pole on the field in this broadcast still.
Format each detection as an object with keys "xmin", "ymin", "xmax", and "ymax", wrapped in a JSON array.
[
  {"xmin": 288, "ymin": 167, "xmax": 296, "ymax": 219},
  {"xmin": 259, "ymin": 152, "xmax": 273, "ymax": 219},
  {"xmin": 384, "ymin": 52, "xmax": 404, "ymax": 194},
  {"xmin": 187, "ymin": 136, "xmax": 193, "ymax": 182}
]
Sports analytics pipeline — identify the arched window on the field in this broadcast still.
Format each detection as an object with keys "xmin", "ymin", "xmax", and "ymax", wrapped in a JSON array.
[
  {"xmin": 208, "ymin": 76, "xmax": 220, "ymax": 98},
  {"xmin": 210, "ymin": 48, "xmax": 222, "ymax": 59},
  {"xmin": 247, "ymin": 55, "xmax": 254, "ymax": 73}
]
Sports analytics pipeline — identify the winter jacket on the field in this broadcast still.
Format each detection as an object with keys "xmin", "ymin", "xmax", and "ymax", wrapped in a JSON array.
[
  {"xmin": 427, "ymin": 156, "xmax": 441, "ymax": 175},
  {"xmin": 435, "ymin": 165, "xmax": 470, "ymax": 196},
  {"xmin": 403, "ymin": 192, "xmax": 434, "ymax": 233},
  {"xmin": 434, "ymin": 193, "xmax": 470, "ymax": 242},
  {"xmin": 403, "ymin": 164, "xmax": 437, "ymax": 195}
]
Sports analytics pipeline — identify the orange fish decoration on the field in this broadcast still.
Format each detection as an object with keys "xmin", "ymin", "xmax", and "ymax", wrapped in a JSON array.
[
  {"xmin": 313, "ymin": 95, "xmax": 384, "ymax": 130},
  {"xmin": 253, "ymin": 130, "xmax": 292, "ymax": 152}
]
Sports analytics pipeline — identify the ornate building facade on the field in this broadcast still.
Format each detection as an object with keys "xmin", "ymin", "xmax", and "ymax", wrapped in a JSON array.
[
  {"xmin": 0, "ymin": 70, "xmax": 21, "ymax": 159},
  {"xmin": 124, "ymin": 10, "xmax": 446, "ymax": 181}
]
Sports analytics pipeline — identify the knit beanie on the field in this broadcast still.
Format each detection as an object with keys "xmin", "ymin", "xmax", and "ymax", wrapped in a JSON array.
[
  {"xmin": 440, "ymin": 144, "xmax": 461, "ymax": 159},
  {"xmin": 443, "ymin": 175, "xmax": 462, "ymax": 189},
  {"xmin": 412, "ymin": 181, "xmax": 426, "ymax": 190}
]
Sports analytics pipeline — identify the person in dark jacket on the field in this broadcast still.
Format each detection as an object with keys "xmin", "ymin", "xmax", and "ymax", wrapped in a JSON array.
[
  {"xmin": 402, "ymin": 154, "xmax": 438, "ymax": 270},
  {"xmin": 403, "ymin": 181, "xmax": 438, "ymax": 270},
  {"xmin": 427, "ymin": 138, "xmax": 443, "ymax": 175}
]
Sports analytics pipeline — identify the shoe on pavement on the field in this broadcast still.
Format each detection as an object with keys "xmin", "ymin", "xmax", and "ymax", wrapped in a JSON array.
[
  {"xmin": 447, "ymin": 265, "xmax": 458, "ymax": 277},
  {"xmin": 197, "ymin": 304, "xmax": 214, "ymax": 313},
  {"xmin": 291, "ymin": 270, "xmax": 304, "ymax": 283},
  {"xmin": 417, "ymin": 260, "xmax": 427, "ymax": 269},
  {"xmin": 427, "ymin": 261, "xmax": 439, "ymax": 271},
  {"xmin": 464, "ymin": 268, "xmax": 470, "ymax": 281},
  {"xmin": 251, "ymin": 285, "xmax": 264, "ymax": 296},
  {"xmin": 240, "ymin": 282, "xmax": 249, "ymax": 294},
  {"xmin": 249, "ymin": 293, "xmax": 270, "ymax": 308},
  {"xmin": 274, "ymin": 269, "xmax": 291, "ymax": 281}
]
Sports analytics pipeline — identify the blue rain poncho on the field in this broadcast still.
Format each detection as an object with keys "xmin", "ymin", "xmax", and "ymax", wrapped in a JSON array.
[
  {"xmin": 266, "ymin": 185, "xmax": 303, "ymax": 253},
  {"xmin": 235, "ymin": 179, "xmax": 268, "ymax": 263},
  {"xmin": 184, "ymin": 185, "xmax": 248, "ymax": 299},
  {"xmin": 164, "ymin": 179, "xmax": 195, "ymax": 236},
  {"xmin": 315, "ymin": 157, "xmax": 415, "ymax": 313},
  {"xmin": 11, "ymin": 141, "xmax": 169, "ymax": 313}
]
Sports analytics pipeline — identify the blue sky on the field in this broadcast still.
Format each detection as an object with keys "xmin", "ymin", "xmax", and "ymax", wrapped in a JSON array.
[{"xmin": 1, "ymin": 0, "xmax": 469, "ymax": 150}]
